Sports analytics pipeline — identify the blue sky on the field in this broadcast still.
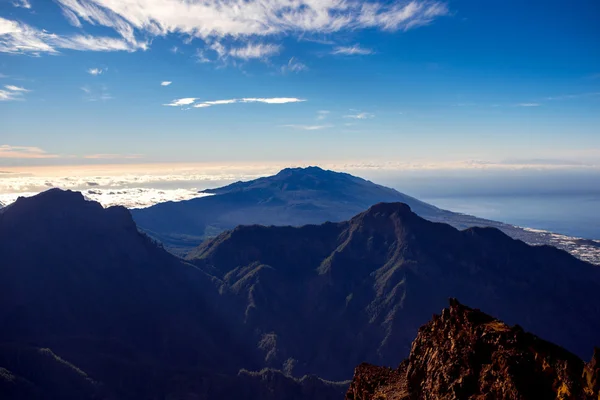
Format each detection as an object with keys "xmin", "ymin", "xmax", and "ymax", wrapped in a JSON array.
[{"xmin": 1, "ymin": 0, "xmax": 599, "ymax": 168}]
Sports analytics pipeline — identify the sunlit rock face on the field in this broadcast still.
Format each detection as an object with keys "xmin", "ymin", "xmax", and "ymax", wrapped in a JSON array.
[{"xmin": 346, "ymin": 299, "xmax": 600, "ymax": 400}]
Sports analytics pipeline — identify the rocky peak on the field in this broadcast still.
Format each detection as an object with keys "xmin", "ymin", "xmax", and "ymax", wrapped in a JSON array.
[
  {"xmin": 343, "ymin": 202, "xmax": 423, "ymax": 244},
  {"xmin": 0, "ymin": 189, "xmax": 136, "ymax": 233},
  {"xmin": 346, "ymin": 299, "xmax": 600, "ymax": 399}
]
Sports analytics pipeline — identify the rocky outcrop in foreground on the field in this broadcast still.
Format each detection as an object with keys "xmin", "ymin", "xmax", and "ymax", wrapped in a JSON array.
[{"xmin": 346, "ymin": 299, "xmax": 600, "ymax": 400}]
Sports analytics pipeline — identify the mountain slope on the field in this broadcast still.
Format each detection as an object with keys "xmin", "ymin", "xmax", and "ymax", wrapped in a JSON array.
[
  {"xmin": 345, "ymin": 299, "xmax": 600, "ymax": 400},
  {"xmin": 0, "ymin": 189, "xmax": 353, "ymax": 399},
  {"xmin": 131, "ymin": 167, "xmax": 448, "ymax": 251},
  {"xmin": 0, "ymin": 189, "xmax": 257, "ymax": 399},
  {"xmin": 132, "ymin": 167, "xmax": 600, "ymax": 264},
  {"xmin": 188, "ymin": 202, "xmax": 600, "ymax": 381}
]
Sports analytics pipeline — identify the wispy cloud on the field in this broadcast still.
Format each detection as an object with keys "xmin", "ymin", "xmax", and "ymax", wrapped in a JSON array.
[
  {"xmin": 241, "ymin": 98, "xmax": 305, "ymax": 104},
  {"xmin": 12, "ymin": 0, "xmax": 31, "ymax": 9},
  {"xmin": 87, "ymin": 67, "xmax": 105, "ymax": 75},
  {"xmin": 45, "ymin": 0, "xmax": 448, "ymax": 56},
  {"xmin": 517, "ymin": 103, "xmax": 541, "ymax": 107},
  {"xmin": 0, "ymin": 17, "xmax": 145, "ymax": 55},
  {"xmin": 281, "ymin": 57, "xmax": 308, "ymax": 74},
  {"xmin": 0, "ymin": 85, "xmax": 31, "ymax": 101},
  {"xmin": 61, "ymin": 8, "xmax": 83, "ymax": 28},
  {"xmin": 160, "ymin": 81, "xmax": 172, "ymax": 86},
  {"xmin": 175, "ymin": 97, "xmax": 306, "ymax": 108},
  {"xmin": 300, "ymin": 37, "xmax": 337, "ymax": 45},
  {"xmin": 282, "ymin": 124, "xmax": 333, "ymax": 131},
  {"xmin": 331, "ymin": 45, "xmax": 374, "ymax": 55},
  {"xmin": 228, "ymin": 43, "xmax": 281, "ymax": 60},
  {"xmin": 0, "ymin": 90, "xmax": 20, "ymax": 102},
  {"xmin": 545, "ymin": 92, "xmax": 600, "ymax": 101},
  {"xmin": 164, "ymin": 97, "xmax": 197, "ymax": 107},
  {"xmin": 0, "ymin": 145, "xmax": 58, "ymax": 159},
  {"xmin": 83, "ymin": 153, "xmax": 142, "ymax": 160},
  {"xmin": 80, "ymin": 85, "xmax": 112, "ymax": 101},
  {"xmin": 4, "ymin": 85, "xmax": 30, "ymax": 92},
  {"xmin": 195, "ymin": 49, "xmax": 211, "ymax": 63},
  {"xmin": 344, "ymin": 112, "xmax": 375, "ymax": 119},
  {"xmin": 317, "ymin": 110, "xmax": 330, "ymax": 120}
]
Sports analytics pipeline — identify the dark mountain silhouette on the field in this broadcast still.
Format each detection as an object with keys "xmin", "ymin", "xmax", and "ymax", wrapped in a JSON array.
[
  {"xmin": 2, "ymin": 190, "xmax": 600, "ymax": 399},
  {"xmin": 346, "ymin": 299, "xmax": 600, "ymax": 399},
  {"xmin": 132, "ymin": 167, "xmax": 600, "ymax": 264},
  {"xmin": 131, "ymin": 166, "xmax": 449, "ymax": 251},
  {"xmin": 0, "ymin": 189, "xmax": 350, "ymax": 399},
  {"xmin": 188, "ymin": 202, "xmax": 600, "ymax": 381}
]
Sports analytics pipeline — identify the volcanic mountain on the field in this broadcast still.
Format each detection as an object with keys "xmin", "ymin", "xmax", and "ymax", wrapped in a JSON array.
[
  {"xmin": 132, "ymin": 167, "xmax": 600, "ymax": 264},
  {"xmin": 345, "ymin": 299, "xmax": 600, "ymax": 399},
  {"xmin": 131, "ymin": 166, "xmax": 450, "ymax": 251},
  {"xmin": 187, "ymin": 201, "xmax": 600, "ymax": 381}
]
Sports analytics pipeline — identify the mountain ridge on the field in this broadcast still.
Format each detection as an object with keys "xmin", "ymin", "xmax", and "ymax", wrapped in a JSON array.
[
  {"xmin": 132, "ymin": 167, "xmax": 600, "ymax": 264},
  {"xmin": 2, "ymin": 189, "xmax": 600, "ymax": 398},
  {"xmin": 188, "ymin": 200, "xmax": 600, "ymax": 380}
]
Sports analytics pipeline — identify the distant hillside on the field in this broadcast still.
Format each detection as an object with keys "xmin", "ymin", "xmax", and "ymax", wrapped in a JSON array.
[
  {"xmin": 131, "ymin": 166, "xmax": 449, "ymax": 251},
  {"xmin": 132, "ymin": 167, "xmax": 600, "ymax": 264},
  {"xmin": 188, "ymin": 202, "xmax": 600, "ymax": 381},
  {"xmin": 346, "ymin": 299, "xmax": 600, "ymax": 399}
]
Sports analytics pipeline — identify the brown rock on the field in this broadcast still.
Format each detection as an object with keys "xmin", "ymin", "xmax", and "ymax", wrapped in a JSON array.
[{"xmin": 346, "ymin": 299, "xmax": 600, "ymax": 400}]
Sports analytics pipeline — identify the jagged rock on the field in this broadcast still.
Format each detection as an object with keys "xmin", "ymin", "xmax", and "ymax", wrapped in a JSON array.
[{"xmin": 346, "ymin": 299, "xmax": 600, "ymax": 400}]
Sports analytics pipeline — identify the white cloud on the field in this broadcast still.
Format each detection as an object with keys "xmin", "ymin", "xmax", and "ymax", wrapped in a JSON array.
[
  {"xmin": 241, "ymin": 97, "xmax": 304, "ymax": 104},
  {"xmin": 344, "ymin": 112, "xmax": 375, "ymax": 119},
  {"xmin": 200, "ymin": 41, "xmax": 281, "ymax": 63},
  {"xmin": 204, "ymin": 99, "xmax": 238, "ymax": 105},
  {"xmin": 61, "ymin": 8, "xmax": 83, "ymax": 28},
  {"xmin": 87, "ymin": 67, "xmax": 104, "ymax": 75},
  {"xmin": 164, "ymin": 97, "xmax": 197, "ymax": 107},
  {"xmin": 282, "ymin": 124, "xmax": 333, "ymax": 130},
  {"xmin": 167, "ymin": 97, "xmax": 306, "ymax": 108},
  {"xmin": 0, "ymin": 145, "xmax": 58, "ymax": 159},
  {"xmin": 54, "ymin": 0, "xmax": 448, "ymax": 41},
  {"xmin": 160, "ymin": 81, "xmax": 172, "ymax": 86},
  {"xmin": 195, "ymin": 49, "xmax": 211, "ymax": 63},
  {"xmin": 43, "ymin": 0, "xmax": 448, "ymax": 58},
  {"xmin": 0, "ymin": 90, "xmax": 18, "ymax": 101},
  {"xmin": 5, "ymin": 85, "xmax": 30, "ymax": 92},
  {"xmin": 228, "ymin": 43, "xmax": 280, "ymax": 60},
  {"xmin": 331, "ymin": 44, "xmax": 374, "ymax": 55},
  {"xmin": 12, "ymin": 0, "xmax": 31, "ymax": 9},
  {"xmin": 0, "ymin": 85, "xmax": 31, "ymax": 101},
  {"xmin": 517, "ymin": 103, "xmax": 540, "ymax": 107},
  {"xmin": 0, "ymin": 16, "xmax": 145, "ymax": 55},
  {"xmin": 281, "ymin": 57, "xmax": 308, "ymax": 74},
  {"xmin": 3, "ymin": 1, "xmax": 448, "ymax": 57}
]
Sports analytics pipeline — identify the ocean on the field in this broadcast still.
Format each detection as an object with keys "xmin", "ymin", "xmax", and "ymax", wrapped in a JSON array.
[{"xmin": 422, "ymin": 194, "xmax": 600, "ymax": 240}]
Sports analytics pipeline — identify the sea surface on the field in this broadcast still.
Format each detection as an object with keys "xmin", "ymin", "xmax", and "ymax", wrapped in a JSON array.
[{"xmin": 422, "ymin": 194, "xmax": 600, "ymax": 240}]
